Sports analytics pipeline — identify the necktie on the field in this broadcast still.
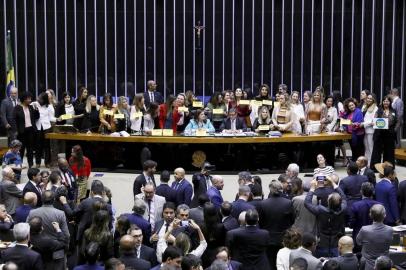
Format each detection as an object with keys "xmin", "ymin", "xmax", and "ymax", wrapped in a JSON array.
[
  {"xmin": 165, "ymin": 223, "xmax": 169, "ymax": 233},
  {"xmin": 174, "ymin": 182, "xmax": 179, "ymax": 190},
  {"xmin": 358, "ymin": 170, "xmax": 361, "ymax": 175},
  {"xmin": 36, "ymin": 184, "xmax": 42, "ymax": 194},
  {"xmin": 147, "ymin": 200, "xmax": 152, "ymax": 222},
  {"xmin": 12, "ymin": 99, "xmax": 16, "ymax": 107},
  {"xmin": 150, "ymin": 92, "xmax": 154, "ymax": 103},
  {"xmin": 135, "ymin": 247, "xmax": 139, "ymax": 258}
]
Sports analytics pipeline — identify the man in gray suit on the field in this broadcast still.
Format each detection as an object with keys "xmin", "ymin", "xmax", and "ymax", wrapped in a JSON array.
[
  {"xmin": 356, "ymin": 204, "xmax": 393, "ymax": 270},
  {"xmin": 390, "ymin": 88, "xmax": 403, "ymax": 148},
  {"xmin": 0, "ymin": 87, "xmax": 18, "ymax": 144},
  {"xmin": 0, "ymin": 166, "xmax": 23, "ymax": 217},
  {"xmin": 289, "ymin": 233, "xmax": 322, "ymax": 270},
  {"xmin": 27, "ymin": 190, "xmax": 70, "ymax": 245},
  {"xmin": 135, "ymin": 183, "xmax": 166, "ymax": 231}
]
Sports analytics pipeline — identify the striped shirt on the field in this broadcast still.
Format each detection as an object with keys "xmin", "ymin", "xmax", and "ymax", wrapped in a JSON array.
[{"xmin": 313, "ymin": 166, "xmax": 335, "ymax": 176}]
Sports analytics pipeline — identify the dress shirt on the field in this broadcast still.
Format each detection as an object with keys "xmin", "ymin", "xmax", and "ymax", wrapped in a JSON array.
[
  {"xmin": 144, "ymin": 172, "xmax": 153, "ymax": 185},
  {"xmin": 147, "ymin": 198, "xmax": 155, "ymax": 226},
  {"xmin": 60, "ymin": 170, "xmax": 74, "ymax": 187},
  {"xmin": 149, "ymin": 91, "xmax": 154, "ymax": 103},
  {"xmin": 231, "ymin": 119, "xmax": 236, "ymax": 130},
  {"xmin": 158, "ymin": 222, "xmax": 170, "ymax": 238},
  {"xmin": 136, "ymin": 245, "xmax": 141, "ymax": 258},
  {"xmin": 173, "ymin": 179, "xmax": 184, "ymax": 190},
  {"xmin": 205, "ymin": 176, "xmax": 212, "ymax": 190},
  {"xmin": 359, "ymin": 167, "xmax": 366, "ymax": 175},
  {"xmin": 29, "ymin": 180, "xmax": 42, "ymax": 194},
  {"xmin": 35, "ymin": 103, "xmax": 56, "ymax": 130},
  {"xmin": 23, "ymin": 106, "xmax": 32, "ymax": 128}
]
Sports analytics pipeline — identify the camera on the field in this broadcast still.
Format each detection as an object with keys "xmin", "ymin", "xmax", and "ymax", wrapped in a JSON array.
[{"xmin": 181, "ymin": 220, "xmax": 190, "ymax": 227}]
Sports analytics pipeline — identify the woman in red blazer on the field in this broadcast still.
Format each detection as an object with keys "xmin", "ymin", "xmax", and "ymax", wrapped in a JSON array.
[{"xmin": 158, "ymin": 95, "xmax": 182, "ymax": 132}]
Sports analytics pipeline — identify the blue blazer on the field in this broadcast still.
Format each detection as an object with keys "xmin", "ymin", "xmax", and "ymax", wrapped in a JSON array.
[
  {"xmin": 375, "ymin": 179, "xmax": 399, "ymax": 224},
  {"xmin": 207, "ymin": 186, "xmax": 224, "ymax": 209},
  {"xmin": 171, "ymin": 179, "xmax": 193, "ymax": 206},
  {"xmin": 350, "ymin": 198, "xmax": 381, "ymax": 239},
  {"xmin": 230, "ymin": 199, "xmax": 255, "ymax": 219},
  {"xmin": 123, "ymin": 213, "xmax": 152, "ymax": 245}
]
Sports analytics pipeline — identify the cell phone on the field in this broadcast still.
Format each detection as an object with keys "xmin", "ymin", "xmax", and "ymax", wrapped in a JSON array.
[
  {"xmin": 181, "ymin": 220, "xmax": 189, "ymax": 227},
  {"xmin": 316, "ymin": 175, "xmax": 326, "ymax": 187}
]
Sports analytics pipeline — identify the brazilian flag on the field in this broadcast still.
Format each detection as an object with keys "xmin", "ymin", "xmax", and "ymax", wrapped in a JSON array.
[{"xmin": 6, "ymin": 30, "xmax": 15, "ymax": 97}]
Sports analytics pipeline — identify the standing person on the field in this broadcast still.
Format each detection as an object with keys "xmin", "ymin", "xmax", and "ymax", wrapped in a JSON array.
[
  {"xmin": 271, "ymin": 93, "xmax": 295, "ymax": 132},
  {"xmin": 133, "ymin": 160, "xmax": 157, "ymax": 197},
  {"xmin": 99, "ymin": 93, "xmax": 117, "ymax": 134},
  {"xmin": 302, "ymin": 91, "xmax": 312, "ymax": 113},
  {"xmin": 45, "ymin": 89, "xmax": 58, "ymax": 109},
  {"xmin": 0, "ymin": 166, "xmax": 23, "ymax": 218},
  {"xmin": 356, "ymin": 156, "xmax": 376, "ymax": 186},
  {"xmin": 291, "ymin": 91, "xmax": 305, "ymax": 133},
  {"xmin": 370, "ymin": 95, "xmax": 399, "ymax": 169},
  {"xmin": 276, "ymin": 229, "xmax": 302, "ymax": 270},
  {"xmin": 142, "ymin": 102, "xmax": 159, "ymax": 134},
  {"xmin": 359, "ymin": 89, "xmax": 371, "ymax": 109},
  {"xmin": 323, "ymin": 95, "xmax": 338, "ymax": 132},
  {"xmin": 1, "ymin": 86, "xmax": 19, "ymax": 144},
  {"xmin": 158, "ymin": 95, "xmax": 181, "ymax": 133},
  {"xmin": 206, "ymin": 92, "xmax": 227, "ymax": 132},
  {"xmin": 55, "ymin": 92, "xmax": 76, "ymax": 125},
  {"xmin": 341, "ymin": 98, "xmax": 365, "ymax": 161},
  {"xmin": 361, "ymin": 94, "xmax": 379, "ymax": 164},
  {"xmin": 231, "ymin": 88, "xmax": 252, "ymax": 127},
  {"xmin": 12, "ymin": 91, "xmax": 39, "ymax": 168},
  {"xmin": 305, "ymin": 89, "xmax": 327, "ymax": 134},
  {"xmin": 130, "ymin": 94, "xmax": 146, "ymax": 133},
  {"xmin": 144, "ymin": 80, "xmax": 163, "ymax": 108},
  {"xmin": 32, "ymin": 92, "xmax": 56, "ymax": 168},
  {"xmin": 191, "ymin": 162, "xmax": 214, "ymax": 208},
  {"xmin": 73, "ymin": 86, "xmax": 88, "ymax": 130},
  {"xmin": 23, "ymin": 168, "xmax": 43, "ymax": 207},
  {"xmin": 69, "ymin": 145, "xmax": 92, "ymax": 202},
  {"xmin": 171, "ymin": 168, "xmax": 193, "ymax": 206},
  {"xmin": 81, "ymin": 95, "xmax": 101, "ymax": 133},
  {"xmin": 390, "ymin": 88, "xmax": 403, "ymax": 148},
  {"xmin": 206, "ymin": 176, "xmax": 224, "ymax": 209}
]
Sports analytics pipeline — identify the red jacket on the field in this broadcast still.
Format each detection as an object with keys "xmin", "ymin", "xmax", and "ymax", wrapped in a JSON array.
[
  {"xmin": 69, "ymin": 156, "xmax": 92, "ymax": 178},
  {"xmin": 158, "ymin": 104, "xmax": 181, "ymax": 132}
]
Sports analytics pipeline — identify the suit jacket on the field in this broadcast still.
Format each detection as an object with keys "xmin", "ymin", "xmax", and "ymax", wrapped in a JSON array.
[
  {"xmin": 362, "ymin": 167, "xmax": 376, "ymax": 186},
  {"xmin": 1, "ymin": 244, "xmax": 43, "ymax": 270},
  {"xmin": 171, "ymin": 179, "xmax": 193, "ymax": 206},
  {"xmin": 292, "ymin": 193, "xmax": 317, "ymax": 235},
  {"xmin": 375, "ymin": 178, "xmax": 400, "ymax": 224},
  {"xmin": 289, "ymin": 247, "xmax": 322, "ymax": 270},
  {"xmin": 155, "ymin": 184, "xmax": 176, "ymax": 203},
  {"xmin": 14, "ymin": 204, "xmax": 32, "ymax": 223},
  {"xmin": 207, "ymin": 186, "xmax": 224, "ymax": 209},
  {"xmin": 339, "ymin": 174, "xmax": 368, "ymax": 210},
  {"xmin": 219, "ymin": 117, "xmax": 247, "ymax": 131},
  {"xmin": 226, "ymin": 225, "xmax": 271, "ymax": 270},
  {"xmin": 123, "ymin": 212, "xmax": 152, "ymax": 246},
  {"xmin": 0, "ymin": 179, "xmax": 23, "ymax": 215},
  {"xmin": 30, "ymin": 231, "xmax": 67, "ymax": 267},
  {"xmin": 230, "ymin": 199, "xmax": 255, "ymax": 219},
  {"xmin": 398, "ymin": 180, "xmax": 406, "ymax": 223},
  {"xmin": 139, "ymin": 244, "xmax": 158, "ymax": 267},
  {"xmin": 1, "ymin": 97, "xmax": 17, "ymax": 128},
  {"xmin": 356, "ymin": 222, "xmax": 393, "ymax": 270},
  {"xmin": 57, "ymin": 169, "xmax": 78, "ymax": 202},
  {"xmin": 120, "ymin": 251, "xmax": 151, "ymax": 270},
  {"xmin": 331, "ymin": 253, "xmax": 359, "ymax": 270},
  {"xmin": 189, "ymin": 206, "xmax": 204, "ymax": 225},
  {"xmin": 135, "ymin": 193, "xmax": 165, "ymax": 228},
  {"xmin": 12, "ymin": 104, "xmax": 39, "ymax": 134},
  {"xmin": 133, "ymin": 173, "xmax": 156, "ymax": 197},
  {"xmin": 350, "ymin": 198, "xmax": 381, "ymax": 239},
  {"xmin": 259, "ymin": 195, "xmax": 294, "ymax": 245},
  {"xmin": 23, "ymin": 181, "xmax": 42, "ymax": 207},
  {"xmin": 191, "ymin": 173, "xmax": 212, "ymax": 207},
  {"xmin": 27, "ymin": 205, "xmax": 70, "ymax": 244},
  {"xmin": 143, "ymin": 91, "xmax": 164, "ymax": 108},
  {"xmin": 392, "ymin": 97, "xmax": 404, "ymax": 124},
  {"xmin": 230, "ymin": 260, "xmax": 242, "ymax": 270}
]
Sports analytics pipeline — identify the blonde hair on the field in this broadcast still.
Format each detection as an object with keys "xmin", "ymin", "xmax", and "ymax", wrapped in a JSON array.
[{"xmin": 85, "ymin": 95, "xmax": 100, "ymax": 113}]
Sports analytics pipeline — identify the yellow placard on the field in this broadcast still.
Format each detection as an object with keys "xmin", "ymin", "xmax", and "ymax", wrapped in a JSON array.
[
  {"xmin": 131, "ymin": 112, "xmax": 143, "ymax": 119},
  {"xmin": 151, "ymin": 129, "xmax": 163, "ymax": 136},
  {"xmin": 340, "ymin": 118, "xmax": 352, "ymax": 126},
  {"xmin": 251, "ymin": 100, "xmax": 263, "ymax": 106},
  {"xmin": 114, "ymin": 114, "xmax": 125, "ymax": 119},
  {"xmin": 262, "ymin": 100, "xmax": 273, "ymax": 106},
  {"xmin": 61, "ymin": 114, "xmax": 73, "ymax": 120},
  {"xmin": 258, "ymin": 125, "xmax": 270, "ymax": 131},
  {"xmin": 178, "ymin": 106, "xmax": 189, "ymax": 112},
  {"xmin": 273, "ymin": 101, "xmax": 280, "ymax": 107},
  {"xmin": 195, "ymin": 129, "xmax": 207, "ymax": 136},
  {"xmin": 162, "ymin": 129, "xmax": 174, "ymax": 136},
  {"xmin": 239, "ymin": 100, "xmax": 250, "ymax": 105},
  {"xmin": 212, "ymin": 109, "xmax": 224, "ymax": 114},
  {"xmin": 103, "ymin": 110, "xmax": 113, "ymax": 116},
  {"xmin": 193, "ymin": 101, "xmax": 203, "ymax": 108}
]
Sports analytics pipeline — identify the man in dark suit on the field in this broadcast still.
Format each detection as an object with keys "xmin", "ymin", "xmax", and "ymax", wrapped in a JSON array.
[
  {"xmin": 128, "ymin": 224, "xmax": 158, "ymax": 267},
  {"xmin": 119, "ymin": 235, "xmax": 151, "ymax": 270},
  {"xmin": 375, "ymin": 166, "xmax": 400, "ymax": 225},
  {"xmin": 191, "ymin": 162, "xmax": 214, "ymax": 207},
  {"xmin": 220, "ymin": 108, "xmax": 247, "ymax": 132},
  {"xmin": 23, "ymin": 168, "xmax": 43, "ymax": 207},
  {"xmin": 398, "ymin": 178, "xmax": 406, "ymax": 224},
  {"xmin": 150, "ymin": 246, "xmax": 182, "ymax": 270},
  {"xmin": 1, "ymin": 86, "xmax": 18, "ymax": 144},
  {"xmin": 122, "ymin": 199, "xmax": 152, "ymax": 246},
  {"xmin": 339, "ymin": 162, "xmax": 368, "ymax": 222},
  {"xmin": 331, "ymin": 236, "xmax": 359, "ymax": 270},
  {"xmin": 356, "ymin": 156, "xmax": 376, "ymax": 186},
  {"xmin": 57, "ymin": 158, "xmax": 77, "ymax": 203},
  {"xmin": 189, "ymin": 194, "xmax": 209, "ymax": 226},
  {"xmin": 156, "ymin": 170, "xmax": 176, "ymax": 203},
  {"xmin": 231, "ymin": 185, "xmax": 255, "ymax": 219},
  {"xmin": 15, "ymin": 192, "xmax": 37, "ymax": 223},
  {"xmin": 60, "ymin": 180, "xmax": 113, "ymax": 242},
  {"xmin": 206, "ymin": 175, "xmax": 224, "ymax": 209},
  {"xmin": 28, "ymin": 216, "xmax": 67, "ymax": 270},
  {"xmin": 133, "ymin": 160, "xmax": 157, "ymax": 197},
  {"xmin": 0, "ymin": 222, "xmax": 43, "ymax": 270},
  {"xmin": 171, "ymin": 167, "xmax": 193, "ymax": 206},
  {"xmin": 0, "ymin": 166, "xmax": 23, "ymax": 217},
  {"xmin": 143, "ymin": 80, "xmax": 164, "ymax": 108},
  {"xmin": 12, "ymin": 91, "xmax": 39, "ymax": 167},
  {"xmin": 226, "ymin": 209, "xmax": 271, "ymax": 270},
  {"xmin": 249, "ymin": 183, "xmax": 264, "ymax": 211},
  {"xmin": 150, "ymin": 202, "xmax": 176, "ymax": 248},
  {"xmin": 259, "ymin": 180, "xmax": 294, "ymax": 270},
  {"xmin": 215, "ymin": 246, "xmax": 242, "ymax": 270},
  {"xmin": 390, "ymin": 88, "xmax": 403, "ymax": 148}
]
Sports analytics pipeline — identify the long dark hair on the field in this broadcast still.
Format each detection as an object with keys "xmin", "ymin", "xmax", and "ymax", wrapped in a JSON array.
[
  {"xmin": 38, "ymin": 92, "xmax": 50, "ymax": 107},
  {"xmin": 193, "ymin": 109, "xmax": 207, "ymax": 124},
  {"xmin": 146, "ymin": 102, "xmax": 159, "ymax": 118},
  {"xmin": 209, "ymin": 91, "xmax": 223, "ymax": 106},
  {"xmin": 78, "ymin": 86, "xmax": 88, "ymax": 103},
  {"xmin": 165, "ymin": 95, "xmax": 177, "ymax": 118},
  {"xmin": 61, "ymin": 92, "xmax": 72, "ymax": 105},
  {"xmin": 70, "ymin": 145, "xmax": 85, "ymax": 169},
  {"xmin": 102, "ymin": 93, "xmax": 113, "ymax": 108},
  {"xmin": 202, "ymin": 203, "xmax": 219, "ymax": 241}
]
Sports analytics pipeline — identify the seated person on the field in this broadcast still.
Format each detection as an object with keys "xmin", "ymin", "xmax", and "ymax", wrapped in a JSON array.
[
  {"xmin": 185, "ymin": 109, "xmax": 215, "ymax": 134},
  {"xmin": 271, "ymin": 93, "xmax": 294, "ymax": 132},
  {"xmin": 2, "ymin": 140, "xmax": 26, "ymax": 182},
  {"xmin": 252, "ymin": 106, "xmax": 272, "ymax": 134},
  {"xmin": 219, "ymin": 108, "xmax": 247, "ymax": 133}
]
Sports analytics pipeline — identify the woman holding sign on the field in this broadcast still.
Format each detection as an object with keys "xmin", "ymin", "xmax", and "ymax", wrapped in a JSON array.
[
  {"xmin": 361, "ymin": 93, "xmax": 378, "ymax": 164},
  {"xmin": 81, "ymin": 95, "xmax": 100, "ymax": 133},
  {"xmin": 55, "ymin": 92, "xmax": 76, "ymax": 125},
  {"xmin": 370, "ymin": 95, "xmax": 399, "ymax": 169},
  {"xmin": 252, "ymin": 106, "xmax": 272, "ymax": 134},
  {"xmin": 99, "ymin": 93, "xmax": 117, "ymax": 134},
  {"xmin": 129, "ymin": 94, "xmax": 146, "ymax": 133},
  {"xmin": 231, "ymin": 88, "xmax": 252, "ymax": 127},
  {"xmin": 206, "ymin": 92, "xmax": 226, "ymax": 132},
  {"xmin": 341, "ymin": 98, "xmax": 365, "ymax": 162},
  {"xmin": 158, "ymin": 95, "xmax": 182, "ymax": 133},
  {"xmin": 271, "ymin": 93, "xmax": 295, "ymax": 132},
  {"xmin": 115, "ymin": 96, "xmax": 131, "ymax": 133}
]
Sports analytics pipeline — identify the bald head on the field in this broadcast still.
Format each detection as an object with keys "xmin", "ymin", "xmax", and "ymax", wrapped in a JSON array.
[
  {"xmin": 2, "ymin": 166, "xmax": 15, "ymax": 181},
  {"xmin": 58, "ymin": 158, "xmax": 69, "ymax": 169},
  {"xmin": 120, "ymin": 235, "xmax": 135, "ymax": 253},
  {"xmin": 338, "ymin": 236, "xmax": 354, "ymax": 254},
  {"xmin": 356, "ymin": 156, "xmax": 368, "ymax": 169},
  {"xmin": 9, "ymin": 87, "xmax": 18, "ymax": 99},
  {"xmin": 174, "ymin": 168, "xmax": 185, "ymax": 181},
  {"xmin": 212, "ymin": 175, "xmax": 224, "ymax": 190},
  {"xmin": 24, "ymin": 192, "xmax": 38, "ymax": 207},
  {"xmin": 147, "ymin": 80, "xmax": 157, "ymax": 91}
]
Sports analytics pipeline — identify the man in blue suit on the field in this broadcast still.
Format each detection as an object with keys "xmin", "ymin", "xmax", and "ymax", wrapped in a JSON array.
[
  {"xmin": 143, "ymin": 80, "xmax": 163, "ymax": 108},
  {"xmin": 122, "ymin": 199, "xmax": 152, "ymax": 246},
  {"xmin": 171, "ymin": 168, "xmax": 193, "ymax": 206},
  {"xmin": 207, "ymin": 175, "xmax": 224, "ymax": 209},
  {"xmin": 231, "ymin": 185, "xmax": 255, "ymax": 219},
  {"xmin": 375, "ymin": 166, "xmax": 400, "ymax": 225},
  {"xmin": 150, "ymin": 246, "xmax": 182, "ymax": 270}
]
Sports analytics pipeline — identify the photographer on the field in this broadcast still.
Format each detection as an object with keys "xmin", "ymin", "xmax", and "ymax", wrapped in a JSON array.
[{"xmin": 304, "ymin": 175, "xmax": 347, "ymax": 258}]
